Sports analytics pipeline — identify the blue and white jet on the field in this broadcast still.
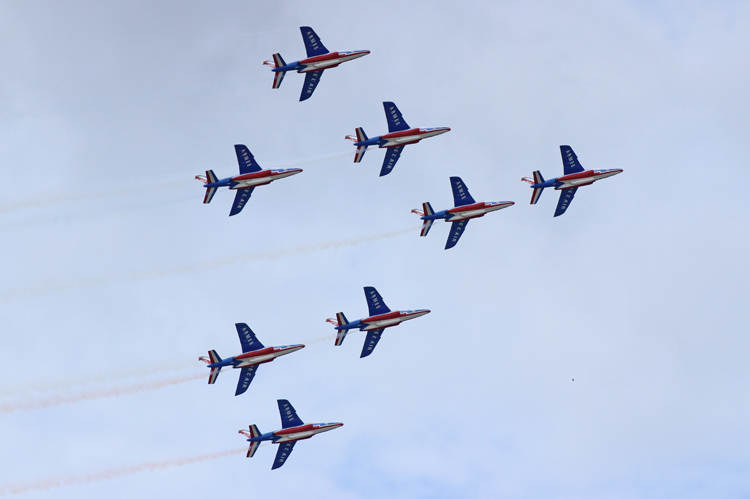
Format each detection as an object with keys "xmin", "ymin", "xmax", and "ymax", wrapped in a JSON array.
[
  {"xmin": 264, "ymin": 26, "xmax": 369, "ymax": 101},
  {"xmin": 326, "ymin": 286, "xmax": 430, "ymax": 358},
  {"xmin": 412, "ymin": 176, "xmax": 514, "ymax": 249},
  {"xmin": 196, "ymin": 144, "xmax": 302, "ymax": 216},
  {"xmin": 522, "ymin": 145, "xmax": 622, "ymax": 217},
  {"xmin": 346, "ymin": 102, "xmax": 450, "ymax": 176},
  {"xmin": 239, "ymin": 399, "xmax": 343, "ymax": 470},
  {"xmin": 199, "ymin": 323, "xmax": 304, "ymax": 396}
]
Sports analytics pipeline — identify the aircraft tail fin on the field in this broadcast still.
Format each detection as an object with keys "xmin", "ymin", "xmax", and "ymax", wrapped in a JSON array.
[
  {"xmin": 240, "ymin": 424, "xmax": 262, "ymax": 457},
  {"xmin": 202, "ymin": 170, "xmax": 220, "ymax": 204},
  {"xmin": 355, "ymin": 127, "xmax": 368, "ymax": 142},
  {"xmin": 353, "ymin": 128, "xmax": 369, "ymax": 163},
  {"xmin": 206, "ymin": 350, "xmax": 222, "ymax": 384},
  {"xmin": 529, "ymin": 170, "xmax": 545, "ymax": 205},
  {"xmin": 271, "ymin": 54, "xmax": 287, "ymax": 89},
  {"xmin": 419, "ymin": 202, "xmax": 435, "ymax": 237},
  {"xmin": 334, "ymin": 312, "xmax": 349, "ymax": 346}
]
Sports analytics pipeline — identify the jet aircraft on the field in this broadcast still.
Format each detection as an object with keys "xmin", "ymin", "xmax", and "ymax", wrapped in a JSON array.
[
  {"xmin": 195, "ymin": 144, "xmax": 302, "ymax": 217},
  {"xmin": 326, "ymin": 286, "xmax": 430, "ymax": 358},
  {"xmin": 239, "ymin": 399, "xmax": 343, "ymax": 470},
  {"xmin": 346, "ymin": 102, "xmax": 450, "ymax": 176},
  {"xmin": 412, "ymin": 176, "xmax": 514, "ymax": 249},
  {"xmin": 522, "ymin": 145, "xmax": 622, "ymax": 217},
  {"xmin": 263, "ymin": 26, "xmax": 369, "ymax": 101},
  {"xmin": 199, "ymin": 323, "xmax": 304, "ymax": 396}
]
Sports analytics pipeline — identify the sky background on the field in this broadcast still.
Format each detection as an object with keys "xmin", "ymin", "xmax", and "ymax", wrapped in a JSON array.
[{"xmin": 1, "ymin": 1, "xmax": 749, "ymax": 497}]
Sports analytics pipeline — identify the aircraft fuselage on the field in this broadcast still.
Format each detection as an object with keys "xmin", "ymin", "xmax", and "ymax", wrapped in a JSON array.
[
  {"xmin": 274, "ymin": 50, "xmax": 370, "ymax": 73},
  {"xmin": 207, "ymin": 344, "xmax": 304, "ymax": 370},
  {"xmin": 337, "ymin": 309, "xmax": 431, "ymax": 331},
  {"xmin": 532, "ymin": 169, "xmax": 622, "ymax": 190},
  {"xmin": 204, "ymin": 168, "xmax": 302, "ymax": 191},
  {"xmin": 425, "ymin": 201, "xmax": 515, "ymax": 222}
]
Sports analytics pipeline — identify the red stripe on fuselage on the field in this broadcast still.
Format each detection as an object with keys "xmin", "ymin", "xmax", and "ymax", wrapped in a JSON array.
[
  {"xmin": 365, "ymin": 311, "xmax": 402, "ymax": 322},
  {"xmin": 300, "ymin": 52, "xmax": 343, "ymax": 64},
  {"xmin": 233, "ymin": 170, "xmax": 272, "ymax": 181},
  {"xmin": 234, "ymin": 347, "xmax": 275, "ymax": 360},
  {"xmin": 380, "ymin": 128, "xmax": 421, "ymax": 140},
  {"xmin": 558, "ymin": 170, "xmax": 595, "ymax": 182},
  {"xmin": 274, "ymin": 424, "xmax": 314, "ymax": 435}
]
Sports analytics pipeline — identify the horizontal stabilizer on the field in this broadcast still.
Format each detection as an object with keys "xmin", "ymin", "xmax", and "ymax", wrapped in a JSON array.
[
  {"xmin": 203, "ymin": 186, "xmax": 218, "ymax": 204},
  {"xmin": 530, "ymin": 187, "xmax": 544, "ymax": 205},
  {"xmin": 354, "ymin": 146, "xmax": 367, "ymax": 163},
  {"xmin": 355, "ymin": 127, "xmax": 368, "ymax": 142},
  {"xmin": 272, "ymin": 53, "xmax": 286, "ymax": 68},
  {"xmin": 334, "ymin": 312, "xmax": 349, "ymax": 346},
  {"xmin": 420, "ymin": 218, "xmax": 434, "ymax": 237},
  {"xmin": 208, "ymin": 367, "xmax": 221, "ymax": 385},
  {"xmin": 208, "ymin": 350, "xmax": 221, "ymax": 364},
  {"xmin": 272, "ymin": 70, "xmax": 285, "ymax": 89},
  {"xmin": 246, "ymin": 440, "xmax": 261, "ymax": 458}
]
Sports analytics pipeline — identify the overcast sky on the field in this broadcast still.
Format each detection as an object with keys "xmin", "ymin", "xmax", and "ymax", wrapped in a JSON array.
[{"xmin": 1, "ymin": 1, "xmax": 749, "ymax": 498}]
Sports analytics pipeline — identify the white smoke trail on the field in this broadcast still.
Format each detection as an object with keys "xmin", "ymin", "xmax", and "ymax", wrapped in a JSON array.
[
  {"xmin": 0, "ymin": 372, "xmax": 205, "ymax": 415},
  {"xmin": 1, "ymin": 225, "xmax": 417, "ymax": 301},
  {"xmin": 0, "ymin": 360, "xmax": 196, "ymax": 399},
  {"xmin": 0, "ymin": 152, "xmax": 352, "ymax": 215},
  {"xmin": 0, "ymin": 445, "xmax": 265, "ymax": 496}
]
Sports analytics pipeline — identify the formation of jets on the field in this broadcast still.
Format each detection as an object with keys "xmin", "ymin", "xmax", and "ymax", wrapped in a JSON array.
[{"xmin": 196, "ymin": 26, "xmax": 623, "ymax": 470}]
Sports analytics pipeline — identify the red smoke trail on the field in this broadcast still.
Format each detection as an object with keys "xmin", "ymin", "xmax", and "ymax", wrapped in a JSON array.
[
  {"xmin": 0, "ymin": 446, "xmax": 258, "ymax": 496},
  {"xmin": 0, "ymin": 372, "xmax": 205, "ymax": 415}
]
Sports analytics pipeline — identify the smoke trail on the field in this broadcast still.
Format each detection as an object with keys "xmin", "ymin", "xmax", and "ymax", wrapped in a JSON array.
[
  {"xmin": 0, "ymin": 152, "xmax": 351, "ymax": 215},
  {"xmin": 0, "ymin": 372, "xmax": 205, "ymax": 415},
  {"xmin": 0, "ymin": 445, "xmax": 262, "ymax": 496},
  {"xmin": 1, "ymin": 226, "xmax": 417, "ymax": 301},
  {"xmin": 0, "ymin": 360, "xmax": 196, "ymax": 399}
]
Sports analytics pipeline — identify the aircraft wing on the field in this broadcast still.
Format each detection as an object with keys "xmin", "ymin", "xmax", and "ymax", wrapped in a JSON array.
[
  {"xmin": 360, "ymin": 328, "xmax": 384, "ymax": 358},
  {"xmin": 234, "ymin": 366, "xmax": 259, "ymax": 396},
  {"xmin": 235, "ymin": 323, "xmax": 265, "ymax": 353},
  {"xmin": 560, "ymin": 145, "xmax": 584, "ymax": 175},
  {"xmin": 379, "ymin": 146, "xmax": 404, "ymax": 177},
  {"xmin": 299, "ymin": 70, "xmax": 324, "ymax": 102},
  {"xmin": 229, "ymin": 188, "xmax": 254, "ymax": 216},
  {"xmin": 235, "ymin": 145, "xmax": 263, "ymax": 174},
  {"xmin": 271, "ymin": 441, "xmax": 296, "ymax": 470},
  {"xmin": 445, "ymin": 220, "xmax": 469, "ymax": 249},
  {"xmin": 300, "ymin": 26, "xmax": 329, "ymax": 57},
  {"xmin": 278, "ymin": 399, "xmax": 305, "ymax": 429},
  {"xmin": 364, "ymin": 286, "xmax": 391, "ymax": 317},
  {"xmin": 554, "ymin": 188, "xmax": 578, "ymax": 217},
  {"xmin": 449, "ymin": 176, "xmax": 476, "ymax": 207},
  {"xmin": 383, "ymin": 101, "xmax": 410, "ymax": 133}
]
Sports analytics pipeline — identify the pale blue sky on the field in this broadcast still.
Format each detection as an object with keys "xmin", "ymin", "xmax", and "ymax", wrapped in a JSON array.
[{"xmin": 1, "ymin": 1, "xmax": 749, "ymax": 498}]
